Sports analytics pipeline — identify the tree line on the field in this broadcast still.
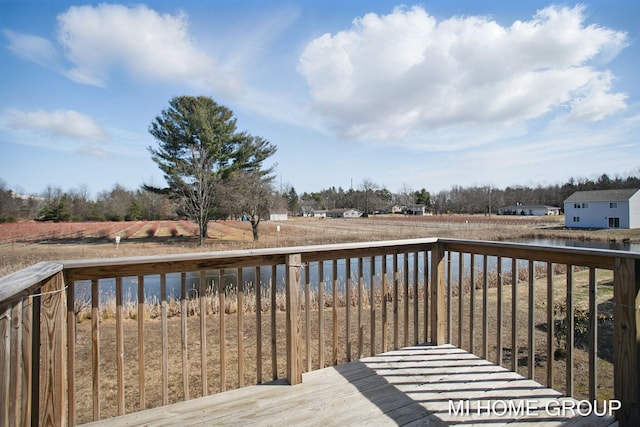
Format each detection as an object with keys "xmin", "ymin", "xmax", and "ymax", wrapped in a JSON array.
[
  {"xmin": 291, "ymin": 171, "xmax": 640, "ymax": 216},
  {"xmin": 4, "ymin": 171, "xmax": 637, "ymax": 224},
  {"xmin": 0, "ymin": 182, "xmax": 173, "ymax": 223}
]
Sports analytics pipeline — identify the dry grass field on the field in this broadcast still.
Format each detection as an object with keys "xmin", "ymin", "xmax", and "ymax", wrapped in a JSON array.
[
  {"xmin": 2, "ymin": 214, "xmax": 639, "ymax": 277},
  {"xmin": 1, "ymin": 215, "xmax": 637, "ymax": 424}
]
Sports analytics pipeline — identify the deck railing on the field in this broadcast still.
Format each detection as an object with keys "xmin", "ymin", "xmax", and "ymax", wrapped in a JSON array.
[{"xmin": 1, "ymin": 238, "xmax": 639, "ymax": 426}]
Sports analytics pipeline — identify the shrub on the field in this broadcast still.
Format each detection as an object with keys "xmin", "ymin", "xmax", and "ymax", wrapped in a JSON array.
[{"xmin": 553, "ymin": 302, "xmax": 613, "ymax": 358}]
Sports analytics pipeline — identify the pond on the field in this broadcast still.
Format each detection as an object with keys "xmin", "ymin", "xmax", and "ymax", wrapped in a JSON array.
[
  {"xmin": 77, "ymin": 237, "xmax": 638, "ymax": 304},
  {"xmin": 514, "ymin": 238, "xmax": 640, "ymax": 253}
]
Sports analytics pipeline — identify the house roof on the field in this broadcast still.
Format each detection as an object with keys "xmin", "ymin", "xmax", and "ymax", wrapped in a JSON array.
[
  {"xmin": 564, "ymin": 189, "xmax": 640, "ymax": 203},
  {"xmin": 327, "ymin": 208, "xmax": 362, "ymax": 214},
  {"xmin": 499, "ymin": 204, "xmax": 560, "ymax": 210}
]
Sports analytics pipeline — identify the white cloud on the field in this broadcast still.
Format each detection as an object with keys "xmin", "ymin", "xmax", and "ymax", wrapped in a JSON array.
[
  {"xmin": 54, "ymin": 4, "xmax": 232, "ymax": 90},
  {"xmin": 3, "ymin": 29, "xmax": 63, "ymax": 73},
  {"xmin": 297, "ymin": 5, "xmax": 629, "ymax": 143},
  {"xmin": 3, "ymin": 4, "xmax": 246, "ymax": 93},
  {"xmin": 2, "ymin": 108, "xmax": 109, "ymax": 142}
]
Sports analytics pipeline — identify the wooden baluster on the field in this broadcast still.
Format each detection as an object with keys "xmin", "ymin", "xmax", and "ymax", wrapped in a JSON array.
[
  {"xmin": 370, "ymin": 256, "xmax": 376, "ymax": 356},
  {"xmin": 66, "ymin": 280, "xmax": 76, "ymax": 425},
  {"xmin": 271, "ymin": 265, "xmax": 277, "ymax": 380},
  {"xmin": 161, "ymin": 274, "xmax": 168, "ymax": 405},
  {"xmin": 403, "ymin": 253, "xmax": 409, "ymax": 348},
  {"xmin": 318, "ymin": 261, "xmax": 325, "ymax": 368},
  {"xmin": 181, "ymin": 272, "xmax": 189, "ymax": 400},
  {"xmin": 358, "ymin": 257, "xmax": 363, "ymax": 359},
  {"xmin": 219, "ymin": 270, "xmax": 226, "ymax": 392},
  {"xmin": 470, "ymin": 254, "xmax": 476, "ymax": 354},
  {"xmin": 256, "ymin": 266, "xmax": 263, "ymax": 384},
  {"xmin": 1, "ymin": 304, "xmax": 11, "ymax": 426},
  {"xmin": 413, "ymin": 251, "xmax": 419, "ymax": 345},
  {"xmin": 138, "ymin": 276, "xmax": 146, "ymax": 407},
  {"xmin": 305, "ymin": 264, "xmax": 310, "ymax": 372},
  {"xmin": 458, "ymin": 253, "xmax": 464, "ymax": 348},
  {"xmin": 116, "ymin": 277, "xmax": 125, "ymax": 414},
  {"xmin": 482, "ymin": 255, "xmax": 488, "ymax": 360},
  {"xmin": 237, "ymin": 268, "xmax": 244, "ymax": 388},
  {"xmin": 565, "ymin": 265, "xmax": 574, "ymax": 397},
  {"xmin": 447, "ymin": 252, "xmax": 452, "ymax": 343},
  {"xmin": 527, "ymin": 261, "xmax": 535, "ymax": 380},
  {"xmin": 346, "ymin": 258, "xmax": 352, "ymax": 361},
  {"xmin": 511, "ymin": 258, "xmax": 518, "ymax": 373},
  {"xmin": 381, "ymin": 256, "xmax": 388, "ymax": 353},
  {"xmin": 198, "ymin": 271, "xmax": 207, "ymax": 396},
  {"xmin": 9, "ymin": 300, "xmax": 22, "ymax": 425},
  {"xmin": 21, "ymin": 294, "xmax": 33, "ymax": 426},
  {"xmin": 588, "ymin": 267, "xmax": 597, "ymax": 402},
  {"xmin": 32, "ymin": 292, "xmax": 41, "ymax": 425},
  {"xmin": 546, "ymin": 262, "xmax": 554, "ymax": 389},
  {"xmin": 423, "ymin": 251, "xmax": 429, "ymax": 344},
  {"xmin": 496, "ymin": 257, "xmax": 503, "ymax": 366},
  {"xmin": 92, "ymin": 279, "xmax": 100, "ymax": 420},
  {"xmin": 393, "ymin": 253, "xmax": 399, "ymax": 350},
  {"xmin": 332, "ymin": 259, "xmax": 338, "ymax": 366}
]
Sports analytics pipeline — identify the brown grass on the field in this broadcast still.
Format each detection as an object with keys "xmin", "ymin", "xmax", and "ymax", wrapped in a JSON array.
[{"xmin": 1, "ymin": 216, "xmax": 632, "ymax": 423}]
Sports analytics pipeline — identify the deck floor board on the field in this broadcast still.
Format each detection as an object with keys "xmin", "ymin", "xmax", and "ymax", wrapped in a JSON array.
[{"xmin": 82, "ymin": 344, "xmax": 616, "ymax": 426}]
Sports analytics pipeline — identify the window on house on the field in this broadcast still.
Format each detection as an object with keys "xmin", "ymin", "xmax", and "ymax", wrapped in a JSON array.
[
  {"xmin": 573, "ymin": 217, "xmax": 580, "ymax": 222},
  {"xmin": 574, "ymin": 203, "xmax": 580, "ymax": 209},
  {"xmin": 609, "ymin": 217, "xmax": 620, "ymax": 228},
  {"xmin": 581, "ymin": 203, "xmax": 589, "ymax": 208},
  {"xmin": 610, "ymin": 202, "xmax": 617, "ymax": 208}
]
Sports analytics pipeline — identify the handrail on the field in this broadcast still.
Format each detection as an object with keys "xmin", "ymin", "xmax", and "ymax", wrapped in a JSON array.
[
  {"xmin": 1, "ymin": 238, "xmax": 639, "ymax": 426},
  {"xmin": 0, "ymin": 261, "xmax": 63, "ymax": 303}
]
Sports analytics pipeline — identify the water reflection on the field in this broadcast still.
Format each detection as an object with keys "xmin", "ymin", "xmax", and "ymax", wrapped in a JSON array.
[
  {"xmin": 515, "ymin": 238, "xmax": 639, "ymax": 252},
  {"xmin": 77, "ymin": 238, "xmax": 637, "ymax": 304}
]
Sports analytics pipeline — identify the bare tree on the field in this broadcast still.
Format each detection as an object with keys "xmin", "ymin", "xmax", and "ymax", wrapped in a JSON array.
[{"xmin": 226, "ymin": 172, "xmax": 276, "ymax": 241}]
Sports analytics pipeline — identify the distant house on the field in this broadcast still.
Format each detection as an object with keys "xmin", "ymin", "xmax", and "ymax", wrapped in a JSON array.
[
  {"xmin": 498, "ymin": 204, "xmax": 561, "ymax": 216},
  {"xmin": 312, "ymin": 210, "xmax": 328, "ymax": 218},
  {"xmin": 564, "ymin": 189, "xmax": 640, "ymax": 229},
  {"xmin": 268, "ymin": 210, "xmax": 288, "ymax": 221},
  {"xmin": 390, "ymin": 205, "xmax": 404, "ymax": 214},
  {"xmin": 404, "ymin": 205, "xmax": 430, "ymax": 216},
  {"xmin": 327, "ymin": 208, "xmax": 363, "ymax": 218}
]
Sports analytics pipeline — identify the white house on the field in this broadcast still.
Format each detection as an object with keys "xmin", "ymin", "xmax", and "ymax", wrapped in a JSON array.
[
  {"xmin": 405, "ymin": 205, "xmax": 429, "ymax": 216},
  {"xmin": 498, "ymin": 204, "xmax": 561, "ymax": 216},
  {"xmin": 564, "ymin": 189, "xmax": 640, "ymax": 229},
  {"xmin": 268, "ymin": 211, "xmax": 288, "ymax": 221},
  {"xmin": 343, "ymin": 209, "xmax": 363, "ymax": 218},
  {"xmin": 326, "ymin": 208, "xmax": 363, "ymax": 218}
]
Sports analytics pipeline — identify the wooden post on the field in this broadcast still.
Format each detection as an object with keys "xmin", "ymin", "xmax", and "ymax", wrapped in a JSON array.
[
  {"xmin": 39, "ymin": 271, "xmax": 67, "ymax": 426},
  {"xmin": 430, "ymin": 243, "xmax": 446, "ymax": 344},
  {"xmin": 614, "ymin": 257, "xmax": 640, "ymax": 426},
  {"xmin": 285, "ymin": 254, "xmax": 302, "ymax": 385}
]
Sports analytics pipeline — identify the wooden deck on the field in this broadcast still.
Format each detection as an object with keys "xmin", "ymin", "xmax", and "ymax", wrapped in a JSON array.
[{"xmin": 83, "ymin": 344, "xmax": 617, "ymax": 426}]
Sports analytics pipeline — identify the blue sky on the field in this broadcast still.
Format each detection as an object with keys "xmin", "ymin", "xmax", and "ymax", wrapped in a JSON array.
[{"xmin": 1, "ymin": 1, "xmax": 638, "ymax": 198}]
